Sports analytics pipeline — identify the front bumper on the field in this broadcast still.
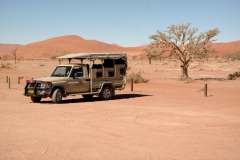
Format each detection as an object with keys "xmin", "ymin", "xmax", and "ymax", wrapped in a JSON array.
[
  {"xmin": 23, "ymin": 82, "xmax": 53, "ymax": 98},
  {"xmin": 24, "ymin": 88, "xmax": 52, "ymax": 98}
]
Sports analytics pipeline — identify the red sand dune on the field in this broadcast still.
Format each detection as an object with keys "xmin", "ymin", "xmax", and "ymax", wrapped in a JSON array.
[
  {"xmin": 212, "ymin": 41, "xmax": 240, "ymax": 56},
  {"xmin": 0, "ymin": 35, "xmax": 239, "ymax": 59},
  {"xmin": 17, "ymin": 35, "xmax": 129, "ymax": 58},
  {"xmin": 0, "ymin": 44, "xmax": 23, "ymax": 57}
]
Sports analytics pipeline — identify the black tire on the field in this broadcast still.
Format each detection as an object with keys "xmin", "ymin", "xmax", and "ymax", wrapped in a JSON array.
[
  {"xmin": 82, "ymin": 95, "xmax": 93, "ymax": 100},
  {"xmin": 99, "ymin": 86, "xmax": 112, "ymax": 100},
  {"xmin": 31, "ymin": 96, "xmax": 41, "ymax": 103},
  {"xmin": 52, "ymin": 89, "xmax": 62, "ymax": 103}
]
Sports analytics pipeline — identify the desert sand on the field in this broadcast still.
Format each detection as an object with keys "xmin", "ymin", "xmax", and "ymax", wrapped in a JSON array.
[{"xmin": 0, "ymin": 57, "xmax": 240, "ymax": 160}]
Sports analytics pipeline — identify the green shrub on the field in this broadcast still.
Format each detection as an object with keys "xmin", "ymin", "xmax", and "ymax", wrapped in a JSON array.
[{"xmin": 126, "ymin": 72, "xmax": 150, "ymax": 83}]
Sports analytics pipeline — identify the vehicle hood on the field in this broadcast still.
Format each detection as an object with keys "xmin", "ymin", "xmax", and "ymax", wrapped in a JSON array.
[{"xmin": 34, "ymin": 77, "xmax": 68, "ymax": 82}]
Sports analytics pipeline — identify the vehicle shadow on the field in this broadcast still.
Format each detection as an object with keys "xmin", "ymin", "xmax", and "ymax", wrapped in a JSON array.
[{"xmin": 40, "ymin": 93, "xmax": 151, "ymax": 104}]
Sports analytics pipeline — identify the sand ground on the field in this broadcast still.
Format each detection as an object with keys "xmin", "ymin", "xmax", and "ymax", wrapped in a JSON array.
[{"xmin": 0, "ymin": 58, "xmax": 240, "ymax": 160}]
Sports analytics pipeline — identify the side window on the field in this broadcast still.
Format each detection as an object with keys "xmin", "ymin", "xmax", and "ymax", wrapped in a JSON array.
[
  {"xmin": 108, "ymin": 71, "xmax": 114, "ymax": 77},
  {"xmin": 115, "ymin": 58, "xmax": 125, "ymax": 64},
  {"xmin": 96, "ymin": 72, "xmax": 102, "ymax": 78},
  {"xmin": 103, "ymin": 59, "xmax": 114, "ymax": 68},
  {"xmin": 71, "ymin": 67, "xmax": 83, "ymax": 77},
  {"xmin": 120, "ymin": 68, "xmax": 126, "ymax": 76}
]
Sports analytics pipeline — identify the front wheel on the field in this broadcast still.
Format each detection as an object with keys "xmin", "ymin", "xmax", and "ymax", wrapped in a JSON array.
[
  {"xmin": 52, "ymin": 89, "xmax": 62, "ymax": 103},
  {"xmin": 99, "ymin": 86, "xmax": 112, "ymax": 100},
  {"xmin": 31, "ymin": 96, "xmax": 41, "ymax": 103}
]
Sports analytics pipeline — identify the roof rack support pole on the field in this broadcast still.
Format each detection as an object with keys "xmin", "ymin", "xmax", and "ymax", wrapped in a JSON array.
[
  {"xmin": 90, "ymin": 59, "xmax": 94, "ymax": 93},
  {"xmin": 101, "ymin": 59, "xmax": 104, "ymax": 78},
  {"xmin": 68, "ymin": 58, "xmax": 72, "ymax": 64},
  {"xmin": 91, "ymin": 66, "xmax": 92, "ymax": 93},
  {"xmin": 113, "ymin": 59, "xmax": 116, "ymax": 77}
]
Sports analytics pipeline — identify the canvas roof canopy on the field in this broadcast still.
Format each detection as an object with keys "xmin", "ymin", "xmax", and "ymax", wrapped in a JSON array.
[{"xmin": 57, "ymin": 53, "xmax": 127, "ymax": 60}]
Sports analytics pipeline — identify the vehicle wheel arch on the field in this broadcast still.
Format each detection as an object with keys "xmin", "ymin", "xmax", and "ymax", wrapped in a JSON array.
[
  {"xmin": 99, "ymin": 83, "xmax": 115, "ymax": 100},
  {"xmin": 50, "ymin": 86, "xmax": 65, "ymax": 97},
  {"xmin": 100, "ymin": 82, "xmax": 115, "ymax": 96}
]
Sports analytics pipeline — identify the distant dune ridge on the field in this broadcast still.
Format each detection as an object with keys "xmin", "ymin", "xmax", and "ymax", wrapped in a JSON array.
[
  {"xmin": 211, "ymin": 41, "xmax": 240, "ymax": 56},
  {"xmin": 0, "ymin": 44, "xmax": 23, "ymax": 55},
  {"xmin": 0, "ymin": 35, "xmax": 240, "ymax": 59}
]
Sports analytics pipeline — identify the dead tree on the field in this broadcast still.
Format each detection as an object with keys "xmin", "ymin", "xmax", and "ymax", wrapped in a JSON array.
[
  {"xmin": 150, "ymin": 23, "xmax": 219, "ymax": 80},
  {"xmin": 10, "ymin": 46, "xmax": 18, "ymax": 64}
]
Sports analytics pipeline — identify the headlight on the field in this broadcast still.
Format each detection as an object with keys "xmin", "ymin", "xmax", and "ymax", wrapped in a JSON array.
[{"xmin": 40, "ymin": 82, "xmax": 52, "ymax": 89}]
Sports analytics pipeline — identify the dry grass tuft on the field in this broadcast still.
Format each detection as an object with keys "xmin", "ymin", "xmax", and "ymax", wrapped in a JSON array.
[{"xmin": 126, "ymin": 72, "xmax": 150, "ymax": 83}]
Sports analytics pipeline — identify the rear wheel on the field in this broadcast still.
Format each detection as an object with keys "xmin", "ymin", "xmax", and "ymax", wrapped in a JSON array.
[
  {"xmin": 82, "ymin": 95, "xmax": 93, "ymax": 100},
  {"xmin": 31, "ymin": 96, "xmax": 41, "ymax": 103},
  {"xmin": 99, "ymin": 86, "xmax": 112, "ymax": 100},
  {"xmin": 52, "ymin": 89, "xmax": 62, "ymax": 103}
]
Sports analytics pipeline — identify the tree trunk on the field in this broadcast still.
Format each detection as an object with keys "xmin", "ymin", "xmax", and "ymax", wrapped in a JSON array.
[{"xmin": 180, "ymin": 63, "xmax": 189, "ymax": 80}]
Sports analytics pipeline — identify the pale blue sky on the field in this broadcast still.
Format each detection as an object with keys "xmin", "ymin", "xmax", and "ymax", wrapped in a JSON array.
[{"xmin": 0, "ymin": 0, "xmax": 239, "ymax": 47}]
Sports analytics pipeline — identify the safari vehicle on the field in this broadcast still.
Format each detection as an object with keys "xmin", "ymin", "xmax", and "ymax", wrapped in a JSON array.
[{"xmin": 23, "ymin": 53, "xmax": 127, "ymax": 103}]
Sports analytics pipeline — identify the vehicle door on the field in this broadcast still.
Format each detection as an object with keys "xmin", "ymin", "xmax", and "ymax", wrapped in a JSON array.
[{"xmin": 67, "ymin": 66, "xmax": 90, "ymax": 93}]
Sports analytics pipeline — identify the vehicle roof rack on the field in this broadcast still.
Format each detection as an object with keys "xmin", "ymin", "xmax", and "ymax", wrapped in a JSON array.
[{"xmin": 57, "ymin": 53, "xmax": 127, "ymax": 60}]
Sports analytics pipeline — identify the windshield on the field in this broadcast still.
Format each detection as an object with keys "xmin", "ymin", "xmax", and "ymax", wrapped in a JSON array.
[{"xmin": 51, "ymin": 66, "xmax": 72, "ymax": 77}]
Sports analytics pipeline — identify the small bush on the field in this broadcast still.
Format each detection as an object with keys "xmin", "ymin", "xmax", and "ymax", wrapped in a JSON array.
[
  {"xmin": 18, "ymin": 56, "xmax": 24, "ymax": 61},
  {"xmin": 0, "ymin": 63, "xmax": 11, "ymax": 69},
  {"xmin": 139, "ymin": 55, "xmax": 146, "ymax": 61},
  {"xmin": 50, "ymin": 55, "xmax": 57, "ymax": 60},
  {"xmin": 0, "ymin": 64, "xmax": 5, "ymax": 68},
  {"xmin": 183, "ymin": 77, "xmax": 195, "ymax": 83},
  {"xmin": 233, "ymin": 72, "xmax": 239, "ymax": 77},
  {"xmin": 227, "ymin": 74, "xmax": 233, "ymax": 80},
  {"xmin": 126, "ymin": 72, "xmax": 150, "ymax": 83},
  {"xmin": 2, "ymin": 55, "xmax": 9, "ymax": 60},
  {"xmin": 132, "ymin": 55, "xmax": 137, "ymax": 60},
  {"xmin": 223, "ymin": 52, "xmax": 240, "ymax": 61},
  {"xmin": 235, "ymin": 51, "xmax": 240, "ymax": 60},
  {"xmin": 227, "ymin": 72, "xmax": 240, "ymax": 80}
]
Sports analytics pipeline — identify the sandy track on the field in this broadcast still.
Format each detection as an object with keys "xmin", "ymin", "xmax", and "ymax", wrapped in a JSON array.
[{"xmin": 0, "ymin": 59, "xmax": 240, "ymax": 159}]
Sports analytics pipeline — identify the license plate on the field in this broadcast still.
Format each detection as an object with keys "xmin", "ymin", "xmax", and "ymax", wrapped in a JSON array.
[{"xmin": 28, "ymin": 90, "xmax": 34, "ymax": 94}]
